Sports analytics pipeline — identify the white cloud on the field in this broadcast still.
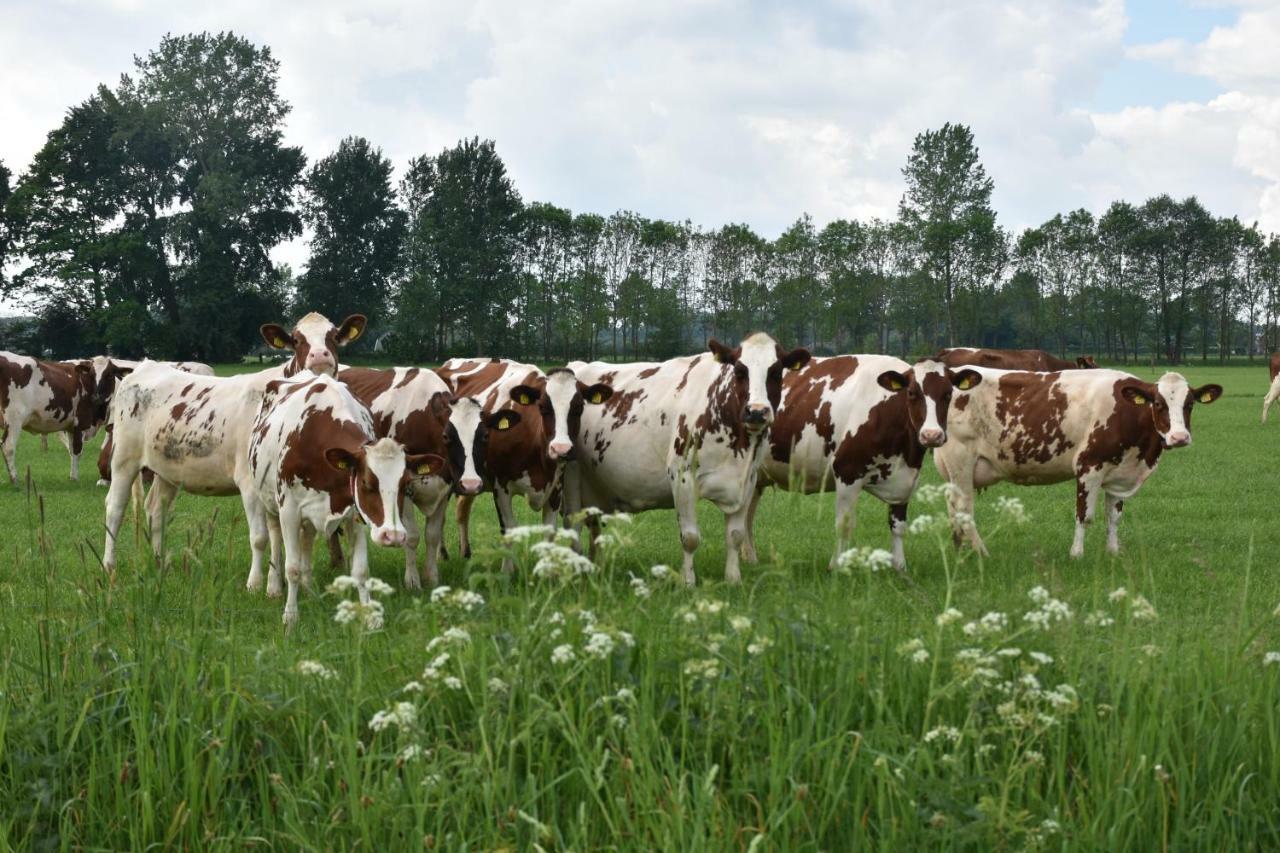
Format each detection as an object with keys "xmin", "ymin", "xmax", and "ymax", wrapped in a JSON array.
[{"xmin": 1, "ymin": 0, "xmax": 1277, "ymax": 293}]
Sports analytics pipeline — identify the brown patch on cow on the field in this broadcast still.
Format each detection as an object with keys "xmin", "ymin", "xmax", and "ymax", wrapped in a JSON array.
[
  {"xmin": 953, "ymin": 394, "xmax": 969, "ymax": 412},
  {"xmin": 1270, "ymin": 351, "xmax": 1280, "ymax": 382},
  {"xmin": 995, "ymin": 372, "xmax": 1075, "ymax": 465},
  {"xmin": 0, "ymin": 356, "xmax": 34, "ymax": 412},
  {"xmin": 170, "ymin": 403, "xmax": 187, "ymax": 420},
  {"xmin": 832, "ymin": 391, "xmax": 922, "ymax": 486},
  {"xmin": 276, "ymin": 390, "xmax": 374, "ymax": 519},
  {"xmin": 394, "ymin": 368, "xmax": 420, "ymax": 389},
  {"xmin": 1077, "ymin": 378, "xmax": 1164, "ymax": 473},
  {"xmin": 602, "ymin": 387, "xmax": 648, "ymax": 429},
  {"xmin": 341, "ymin": 368, "xmax": 455, "ymax": 483},
  {"xmin": 438, "ymin": 360, "xmax": 509, "ymax": 397},
  {"xmin": 637, "ymin": 366, "xmax": 660, "ymax": 380},
  {"xmin": 769, "ymin": 357, "xmax": 856, "ymax": 463},
  {"xmin": 180, "ymin": 383, "xmax": 193, "ymax": 397},
  {"xmin": 674, "ymin": 357, "xmax": 701, "ymax": 393},
  {"xmin": 938, "ymin": 348, "xmax": 1084, "ymax": 372}
]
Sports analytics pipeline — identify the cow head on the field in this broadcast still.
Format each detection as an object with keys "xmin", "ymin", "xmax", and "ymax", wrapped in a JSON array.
[
  {"xmin": 261, "ymin": 312, "xmax": 367, "ymax": 377},
  {"xmin": 326, "ymin": 438, "xmax": 445, "ymax": 547},
  {"xmin": 437, "ymin": 395, "xmax": 521, "ymax": 495},
  {"xmin": 877, "ymin": 360, "xmax": 982, "ymax": 448},
  {"xmin": 90, "ymin": 356, "xmax": 134, "ymax": 414},
  {"xmin": 1119, "ymin": 372, "xmax": 1222, "ymax": 448},
  {"xmin": 709, "ymin": 333, "xmax": 810, "ymax": 431},
  {"xmin": 509, "ymin": 369, "xmax": 614, "ymax": 461},
  {"xmin": 1077, "ymin": 356, "xmax": 1100, "ymax": 369}
]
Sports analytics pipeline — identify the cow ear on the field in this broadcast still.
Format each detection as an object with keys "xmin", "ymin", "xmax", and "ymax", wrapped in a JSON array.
[
  {"xmin": 336, "ymin": 314, "xmax": 368, "ymax": 346},
  {"xmin": 325, "ymin": 447, "xmax": 360, "ymax": 471},
  {"xmin": 580, "ymin": 382, "xmax": 613, "ymax": 405},
  {"xmin": 406, "ymin": 452, "xmax": 446, "ymax": 476},
  {"xmin": 510, "ymin": 384, "xmax": 542, "ymax": 406},
  {"xmin": 1121, "ymin": 385, "xmax": 1151, "ymax": 406},
  {"xmin": 877, "ymin": 370, "xmax": 908, "ymax": 392},
  {"xmin": 486, "ymin": 409, "xmax": 522, "ymax": 431},
  {"xmin": 1192, "ymin": 384, "xmax": 1223, "ymax": 404},
  {"xmin": 708, "ymin": 338, "xmax": 736, "ymax": 364},
  {"xmin": 780, "ymin": 347, "xmax": 811, "ymax": 371},
  {"xmin": 428, "ymin": 391, "xmax": 451, "ymax": 418},
  {"xmin": 261, "ymin": 324, "xmax": 293, "ymax": 350},
  {"xmin": 950, "ymin": 369, "xmax": 982, "ymax": 391},
  {"xmin": 74, "ymin": 362, "xmax": 94, "ymax": 377}
]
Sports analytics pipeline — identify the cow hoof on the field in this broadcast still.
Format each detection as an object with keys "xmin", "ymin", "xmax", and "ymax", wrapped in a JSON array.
[
  {"xmin": 96, "ymin": 478, "xmax": 109, "ymax": 487},
  {"xmin": 740, "ymin": 545, "xmax": 758, "ymax": 564},
  {"xmin": 1106, "ymin": 542, "xmax": 1120, "ymax": 555},
  {"xmin": 1069, "ymin": 546, "xmax": 1084, "ymax": 559},
  {"xmin": 246, "ymin": 576, "xmax": 263, "ymax": 593},
  {"xmin": 266, "ymin": 581, "xmax": 283, "ymax": 598},
  {"xmin": 282, "ymin": 610, "xmax": 298, "ymax": 629},
  {"xmin": 403, "ymin": 572, "xmax": 422, "ymax": 591},
  {"xmin": 461, "ymin": 545, "xmax": 472, "ymax": 560}
]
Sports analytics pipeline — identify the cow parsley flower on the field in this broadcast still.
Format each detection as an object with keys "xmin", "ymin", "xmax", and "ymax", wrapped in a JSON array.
[
  {"xmin": 896, "ymin": 638, "xmax": 928, "ymax": 662},
  {"xmin": 747, "ymin": 636, "xmax": 773, "ymax": 656},
  {"xmin": 630, "ymin": 576, "xmax": 652, "ymax": 599},
  {"xmin": 833, "ymin": 546, "xmax": 894, "ymax": 574},
  {"xmin": 923, "ymin": 725, "xmax": 961, "ymax": 744},
  {"xmin": 908, "ymin": 514, "xmax": 947, "ymax": 536},
  {"xmin": 695, "ymin": 599, "xmax": 727, "ymax": 616},
  {"xmin": 650, "ymin": 564, "xmax": 674, "ymax": 581},
  {"xmin": 427, "ymin": 627, "xmax": 472, "ymax": 651},
  {"xmin": 1264, "ymin": 652, "xmax": 1280, "ymax": 666},
  {"xmin": 488, "ymin": 676, "xmax": 510, "ymax": 695},
  {"xmin": 963, "ymin": 611, "xmax": 1009, "ymax": 637},
  {"xmin": 730, "ymin": 615, "xmax": 753, "ymax": 634},
  {"xmin": 369, "ymin": 702, "xmax": 417, "ymax": 733},
  {"xmin": 365, "ymin": 577, "xmax": 394, "ymax": 597},
  {"xmin": 530, "ymin": 541, "xmax": 596, "ymax": 580},
  {"xmin": 994, "ymin": 495, "xmax": 1029, "ymax": 524},
  {"xmin": 504, "ymin": 524, "xmax": 555, "ymax": 544},
  {"xmin": 401, "ymin": 681, "xmax": 424, "ymax": 694},
  {"xmin": 295, "ymin": 660, "xmax": 337, "ymax": 680},
  {"xmin": 936, "ymin": 607, "xmax": 963, "ymax": 627},
  {"xmin": 914, "ymin": 483, "xmax": 957, "ymax": 504},
  {"xmin": 1085, "ymin": 609, "xmax": 1116, "ymax": 627},
  {"xmin": 684, "ymin": 658, "xmax": 721, "ymax": 681},
  {"xmin": 1108, "ymin": 586, "xmax": 1128, "ymax": 602},
  {"xmin": 333, "ymin": 598, "xmax": 385, "ymax": 631},
  {"xmin": 443, "ymin": 676, "xmax": 463, "ymax": 691},
  {"xmin": 430, "ymin": 585, "xmax": 453, "ymax": 603},
  {"xmin": 551, "ymin": 644, "xmax": 576, "ymax": 665},
  {"xmin": 329, "ymin": 575, "xmax": 360, "ymax": 593},
  {"xmin": 1130, "ymin": 595, "xmax": 1158, "ymax": 621},
  {"xmin": 584, "ymin": 632, "xmax": 616, "ymax": 660},
  {"xmin": 1029, "ymin": 651, "xmax": 1054, "ymax": 666},
  {"xmin": 396, "ymin": 744, "xmax": 427, "ymax": 764}
]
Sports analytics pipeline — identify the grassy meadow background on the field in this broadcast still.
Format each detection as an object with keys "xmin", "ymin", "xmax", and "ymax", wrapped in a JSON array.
[{"xmin": 2, "ymin": 358, "xmax": 1280, "ymax": 849}]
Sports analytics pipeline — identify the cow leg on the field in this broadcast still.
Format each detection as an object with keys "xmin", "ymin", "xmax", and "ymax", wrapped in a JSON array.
[
  {"xmin": 103, "ymin": 465, "xmax": 141, "ymax": 573},
  {"xmin": 350, "ymin": 521, "xmax": 381, "ymax": 628},
  {"xmin": 456, "ymin": 493, "xmax": 475, "ymax": 559},
  {"xmin": 1264, "ymin": 375, "xmax": 1280, "ymax": 423},
  {"xmin": 145, "ymin": 478, "xmax": 179, "ymax": 563},
  {"xmin": 1, "ymin": 418, "xmax": 17, "ymax": 486},
  {"xmin": 67, "ymin": 429, "xmax": 84, "ymax": 481},
  {"xmin": 943, "ymin": 460, "xmax": 987, "ymax": 556},
  {"xmin": 1071, "ymin": 479, "xmax": 1101, "ymax": 558},
  {"xmin": 401, "ymin": 496, "xmax": 422, "ymax": 591},
  {"xmin": 673, "ymin": 469, "xmax": 701, "ymax": 586},
  {"xmin": 423, "ymin": 499, "xmax": 448, "ymax": 588},
  {"xmin": 740, "ymin": 484, "xmax": 764, "ymax": 564},
  {"xmin": 723, "ymin": 498, "xmax": 752, "ymax": 585},
  {"xmin": 265, "ymin": 513, "xmax": 284, "ymax": 598},
  {"xmin": 242, "ymin": 490, "xmax": 272, "ymax": 593},
  {"xmin": 888, "ymin": 503, "xmax": 909, "ymax": 572},
  {"xmin": 96, "ymin": 432, "xmax": 114, "ymax": 487},
  {"xmin": 494, "ymin": 487, "xmax": 518, "ymax": 574},
  {"xmin": 280, "ymin": 504, "xmax": 304, "ymax": 629},
  {"xmin": 1105, "ymin": 494, "xmax": 1124, "ymax": 555},
  {"xmin": 829, "ymin": 480, "xmax": 863, "ymax": 570}
]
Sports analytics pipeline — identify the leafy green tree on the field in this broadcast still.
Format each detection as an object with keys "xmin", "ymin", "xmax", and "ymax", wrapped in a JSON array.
[
  {"xmin": 396, "ymin": 138, "xmax": 522, "ymax": 359},
  {"xmin": 297, "ymin": 137, "xmax": 405, "ymax": 325},
  {"xmin": 899, "ymin": 123, "xmax": 1006, "ymax": 346},
  {"xmin": 0, "ymin": 159, "xmax": 12, "ymax": 286}
]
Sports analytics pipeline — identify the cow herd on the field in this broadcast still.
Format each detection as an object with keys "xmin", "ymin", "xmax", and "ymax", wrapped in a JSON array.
[{"xmin": 0, "ymin": 312, "xmax": 1229, "ymax": 627}]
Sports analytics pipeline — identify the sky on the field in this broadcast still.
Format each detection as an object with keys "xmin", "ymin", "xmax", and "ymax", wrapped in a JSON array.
[{"xmin": 2, "ymin": 0, "xmax": 1279, "ymax": 278}]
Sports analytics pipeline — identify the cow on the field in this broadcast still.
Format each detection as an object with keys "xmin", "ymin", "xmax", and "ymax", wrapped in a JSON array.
[
  {"xmin": 1, "ymin": 352, "xmax": 100, "ymax": 484},
  {"xmin": 248, "ymin": 372, "xmax": 442, "ymax": 626},
  {"xmin": 933, "ymin": 367, "xmax": 1221, "ymax": 558},
  {"xmin": 1262, "ymin": 352, "xmax": 1280, "ymax": 423},
  {"xmin": 746, "ymin": 356, "xmax": 982, "ymax": 571},
  {"xmin": 101, "ymin": 312, "xmax": 367, "ymax": 578},
  {"xmin": 937, "ymin": 348, "xmax": 1098, "ymax": 372},
  {"xmin": 565, "ymin": 333, "xmax": 810, "ymax": 585},
  {"xmin": 339, "ymin": 366, "xmax": 522, "ymax": 588},
  {"xmin": 434, "ymin": 358, "xmax": 614, "ymax": 572}
]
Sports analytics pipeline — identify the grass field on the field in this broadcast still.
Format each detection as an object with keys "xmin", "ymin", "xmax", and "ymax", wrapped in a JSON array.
[{"xmin": 2, "ymin": 359, "xmax": 1280, "ymax": 849}]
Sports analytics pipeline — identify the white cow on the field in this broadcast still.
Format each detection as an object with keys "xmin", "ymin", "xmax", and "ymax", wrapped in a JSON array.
[
  {"xmin": 934, "ymin": 367, "xmax": 1221, "ymax": 557},
  {"xmin": 101, "ymin": 312, "xmax": 367, "ymax": 577},
  {"xmin": 567, "ymin": 333, "xmax": 810, "ymax": 585},
  {"xmin": 248, "ymin": 372, "xmax": 441, "ymax": 626}
]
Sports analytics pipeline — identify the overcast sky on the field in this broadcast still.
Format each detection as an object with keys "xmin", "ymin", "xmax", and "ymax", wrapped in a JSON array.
[{"xmin": 3, "ymin": 0, "xmax": 1279, "ymax": 276}]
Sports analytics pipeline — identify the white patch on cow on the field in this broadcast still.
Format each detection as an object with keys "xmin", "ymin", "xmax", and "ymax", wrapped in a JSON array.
[
  {"xmin": 544, "ymin": 370, "xmax": 579, "ymax": 459},
  {"xmin": 738, "ymin": 332, "xmax": 781, "ymax": 426},
  {"xmin": 1156, "ymin": 372, "xmax": 1193, "ymax": 447},
  {"xmin": 449, "ymin": 397, "xmax": 485, "ymax": 493}
]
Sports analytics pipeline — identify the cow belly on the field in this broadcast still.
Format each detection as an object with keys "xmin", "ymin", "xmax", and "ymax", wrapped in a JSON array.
[
  {"xmin": 976, "ymin": 454, "xmax": 1075, "ymax": 488},
  {"xmin": 863, "ymin": 457, "xmax": 919, "ymax": 504},
  {"xmin": 761, "ymin": 446, "xmax": 836, "ymax": 493},
  {"xmin": 22, "ymin": 411, "xmax": 69, "ymax": 434},
  {"xmin": 1098, "ymin": 453, "xmax": 1155, "ymax": 498}
]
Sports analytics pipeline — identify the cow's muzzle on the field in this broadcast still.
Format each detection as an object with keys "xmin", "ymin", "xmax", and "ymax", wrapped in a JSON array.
[
  {"xmin": 919, "ymin": 427, "xmax": 945, "ymax": 448},
  {"xmin": 456, "ymin": 477, "xmax": 484, "ymax": 496},
  {"xmin": 372, "ymin": 527, "xmax": 407, "ymax": 547},
  {"xmin": 1164, "ymin": 430, "xmax": 1191, "ymax": 448},
  {"xmin": 548, "ymin": 440, "xmax": 574, "ymax": 460},
  {"xmin": 744, "ymin": 404, "xmax": 773, "ymax": 429}
]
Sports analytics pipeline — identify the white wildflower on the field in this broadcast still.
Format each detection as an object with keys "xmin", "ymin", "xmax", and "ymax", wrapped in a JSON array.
[
  {"xmin": 1085, "ymin": 610, "xmax": 1115, "ymax": 627},
  {"xmin": 430, "ymin": 585, "xmax": 452, "ymax": 603},
  {"xmin": 551, "ymin": 644, "xmax": 576, "ymax": 665},
  {"xmin": 333, "ymin": 598, "xmax": 384, "ymax": 630},
  {"xmin": 1130, "ymin": 595, "xmax": 1158, "ymax": 622},
  {"xmin": 610, "ymin": 714, "xmax": 629, "ymax": 729},
  {"xmin": 333, "ymin": 600, "xmax": 361, "ymax": 625},
  {"xmin": 396, "ymin": 744, "xmax": 427, "ymax": 763},
  {"xmin": 1108, "ymin": 586, "xmax": 1128, "ymax": 602},
  {"xmin": 503, "ymin": 524, "xmax": 555, "ymax": 543},
  {"xmin": 684, "ymin": 658, "xmax": 722, "ymax": 680},
  {"xmin": 747, "ymin": 636, "xmax": 773, "ymax": 656},
  {"xmin": 1024, "ymin": 750, "xmax": 1045, "ymax": 766},
  {"xmin": 548, "ymin": 611, "xmax": 565, "ymax": 625},
  {"xmin": 935, "ymin": 607, "xmax": 963, "ymax": 628},
  {"xmin": 1029, "ymin": 651, "xmax": 1054, "ymax": 666},
  {"xmin": 615, "ymin": 687, "xmax": 636, "ymax": 703},
  {"xmin": 602, "ymin": 511, "xmax": 633, "ymax": 525},
  {"xmin": 530, "ymin": 541, "xmax": 596, "ymax": 579},
  {"xmin": 1028, "ymin": 585, "xmax": 1050, "ymax": 604},
  {"xmin": 295, "ymin": 660, "xmax": 337, "ymax": 680},
  {"xmin": 365, "ymin": 577, "xmax": 394, "ymax": 597},
  {"xmin": 994, "ymin": 495, "xmax": 1028, "ymax": 524},
  {"xmin": 833, "ymin": 546, "xmax": 894, "ymax": 574},
  {"xmin": 578, "ymin": 610, "xmax": 597, "ymax": 625},
  {"xmin": 910, "ymin": 648, "xmax": 930, "ymax": 664},
  {"xmin": 369, "ymin": 701, "xmax": 417, "ymax": 733},
  {"xmin": 1045, "ymin": 684, "xmax": 1078, "ymax": 712},
  {"xmin": 1141, "ymin": 644, "xmax": 1161, "ymax": 658},
  {"xmin": 1264, "ymin": 652, "xmax": 1280, "ymax": 666},
  {"xmin": 630, "ymin": 577, "xmax": 652, "ymax": 599},
  {"xmin": 923, "ymin": 725, "xmax": 961, "ymax": 744},
  {"xmin": 695, "ymin": 599, "xmax": 727, "ymax": 616},
  {"xmin": 1041, "ymin": 819, "xmax": 1061, "ymax": 835},
  {"xmin": 908, "ymin": 513, "xmax": 947, "ymax": 536},
  {"xmin": 996, "ymin": 647, "xmax": 1022, "ymax": 658},
  {"xmin": 328, "ymin": 575, "xmax": 359, "ymax": 593},
  {"xmin": 443, "ymin": 676, "xmax": 463, "ymax": 691},
  {"xmin": 488, "ymin": 677, "xmax": 510, "ymax": 695},
  {"xmin": 617, "ymin": 631, "xmax": 635, "ymax": 648},
  {"xmin": 963, "ymin": 611, "xmax": 1009, "ymax": 638},
  {"xmin": 401, "ymin": 681, "xmax": 424, "ymax": 694},
  {"xmin": 585, "ymin": 632, "xmax": 616, "ymax": 660},
  {"xmin": 730, "ymin": 616, "xmax": 753, "ymax": 634},
  {"xmin": 650, "ymin": 564, "xmax": 674, "ymax": 581},
  {"xmin": 914, "ymin": 482, "xmax": 957, "ymax": 504},
  {"xmin": 421, "ymin": 773, "xmax": 442, "ymax": 789}
]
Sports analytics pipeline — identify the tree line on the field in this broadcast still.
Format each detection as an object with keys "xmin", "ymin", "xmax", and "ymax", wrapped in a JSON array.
[{"xmin": 3, "ymin": 31, "xmax": 1280, "ymax": 365}]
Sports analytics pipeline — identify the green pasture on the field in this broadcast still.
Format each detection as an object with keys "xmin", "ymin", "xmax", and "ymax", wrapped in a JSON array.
[{"xmin": 2, "ymin": 360, "xmax": 1279, "ymax": 849}]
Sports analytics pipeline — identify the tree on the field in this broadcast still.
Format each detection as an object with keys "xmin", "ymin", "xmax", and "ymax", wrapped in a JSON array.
[
  {"xmin": 0, "ymin": 159, "xmax": 12, "ymax": 286},
  {"xmin": 899, "ymin": 123, "xmax": 1005, "ymax": 346},
  {"xmin": 297, "ymin": 136, "xmax": 405, "ymax": 323},
  {"xmin": 396, "ymin": 137, "xmax": 522, "ymax": 359}
]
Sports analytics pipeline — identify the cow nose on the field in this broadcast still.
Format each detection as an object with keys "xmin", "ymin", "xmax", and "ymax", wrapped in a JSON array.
[
  {"xmin": 458, "ymin": 477, "xmax": 483, "ymax": 495},
  {"xmin": 920, "ymin": 428, "xmax": 945, "ymax": 447},
  {"xmin": 374, "ymin": 528, "xmax": 406, "ymax": 547},
  {"xmin": 744, "ymin": 404, "xmax": 772, "ymax": 426},
  {"xmin": 548, "ymin": 440, "xmax": 573, "ymax": 459},
  {"xmin": 1167, "ymin": 431, "xmax": 1191, "ymax": 447}
]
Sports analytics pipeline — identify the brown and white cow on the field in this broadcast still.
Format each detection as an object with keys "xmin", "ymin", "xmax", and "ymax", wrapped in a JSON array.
[
  {"xmin": 434, "ymin": 359, "xmax": 613, "ymax": 572},
  {"xmin": 748, "ymin": 355, "xmax": 981, "ymax": 570},
  {"xmin": 339, "ymin": 366, "xmax": 522, "ymax": 588},
  {"xmin": 934, "ymin": 367, "xmax": 1221, "ymax": 557},
  {"xmin": 566, "ymin": 333, "xmax": 810, "ymax": 585},
  {"xmin": 1, "ymin": 352, "xmax": 99, "ymax": 484},
  {"xmin": 101, "ymin": 312, "xmax": 366, "ymax": 577},
  {"xmin": 248, "ymin": 372, "xmax": 442, "ymax": 627},
  {"xmin": 1261, "ymin": 352, "xmax": 1280, "ymax": 423},
  {"xmin": 937, "ymin": 348, "xmax": 1098, "ymax": 372}
]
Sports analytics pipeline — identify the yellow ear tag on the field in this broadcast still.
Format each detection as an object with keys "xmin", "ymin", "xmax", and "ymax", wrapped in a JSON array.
[
  {"xmin": 591, "ymin": 391, "xmax": 603, "ymax": 404},
  {"xmin": 347, "ymin": 325, "xmax": 360, "ymax": 340},
  {"xmin": 1132, "ymin": 393, "xmax": 1146, "ymax": 405},
  {"xmin": 958, "ymin": 376, "xmax": 974, "ymax": 390},
  {"xmin": 1199, "ymin": 391, "xmax": 1214, "ymax": 403},
  {"xmin": 891, "ymin": 378, "xmax": 905, "ymax": 391},
  {"xmin": 416, "ymin": 462, "xmax": 433, "ymax": 475},
  {"xmin": 274, "ymin": 336, "xmax": 287, "ymax": 348},
  {"xmin": 790, "ymin": 363, "xmax": 802, "ymax": 371},
  {"xmin": 519, "ymin": 393, "xmax": 532, "ymax": 405},
  {"xmin": 334, "ymin": 458, "xmax": 349, "ymax": 470},
  {"xmin": 498, "ymin": 417, "xmax": 510, "ymax": 430}
]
